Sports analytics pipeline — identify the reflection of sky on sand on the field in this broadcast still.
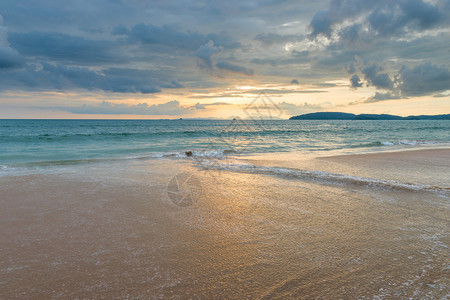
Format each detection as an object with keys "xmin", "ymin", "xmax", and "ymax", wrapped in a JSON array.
[
  {"xmin": 1, "ymin": 154, "xmax": 448, "ymax": 298},
  {"xmin": 240, "ymin": 149, "xmax": 450, "ymax": 189}
]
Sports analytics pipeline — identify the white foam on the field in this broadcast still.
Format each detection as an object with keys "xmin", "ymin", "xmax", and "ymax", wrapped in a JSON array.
[
  {"xmin": 199, "ymin": 161, "xmax": 450, "ymax": 195},
  {"xmin": 121, "ymin": 149, "xmax": 237, "ymax": 161},
  {"xmin": 381, "ymin": 140, "xmax": 448, "ymax": 146}
]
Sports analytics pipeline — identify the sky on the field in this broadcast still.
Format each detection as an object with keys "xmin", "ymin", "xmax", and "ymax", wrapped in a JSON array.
[{"xmin": 0, "ymin": 0, "xmax": 449, "ymax": 119}]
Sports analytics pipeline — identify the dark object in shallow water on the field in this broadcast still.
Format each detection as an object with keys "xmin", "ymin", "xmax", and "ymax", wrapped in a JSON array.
[{"xmin": 185, "ymin": 151, "xmax": 193, "ymax": 157}]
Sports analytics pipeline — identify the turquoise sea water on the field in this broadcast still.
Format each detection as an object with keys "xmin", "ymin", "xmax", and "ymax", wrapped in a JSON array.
[{"xmin": 1, "ymin": 119, "xmax": 449, "ymax": 168}]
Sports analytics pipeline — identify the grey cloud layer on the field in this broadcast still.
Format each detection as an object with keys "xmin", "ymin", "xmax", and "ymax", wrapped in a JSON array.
[
  {"xmin": 215, "ymin": 61, "xmax": 254, "ymax": 76},
  {"xmin": 0, "ymin": 0, "xmax": 449, "ymax": 106},
  {"xmin": 1, "ymin": 63, "xmax": 182, "ymax": 93},
  {"xmin": 9, "ymin": 32, "xmax": 119, "ymax": 64},
  {"xmin": 114, "ymin": 23, "xmax": 240, "ymax": 50}
]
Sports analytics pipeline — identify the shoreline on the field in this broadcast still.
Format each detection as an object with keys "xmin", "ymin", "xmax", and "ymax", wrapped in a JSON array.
[
  {"xmin": 239, "ymin": 148, "xmax": 450, "ymax": 189},
  {"xmin": 320, "ymin": 147, "xmax": 450, "ymax": 159}
]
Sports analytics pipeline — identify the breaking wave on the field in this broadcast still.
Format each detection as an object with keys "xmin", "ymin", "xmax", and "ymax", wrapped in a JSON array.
[
  {"xmin": 196, "ymin": 160, "xmax": 450, "ymax": 196},
  {"xmin": 352, "ymin": 140, "xmax": 449, "ymax": 148}
]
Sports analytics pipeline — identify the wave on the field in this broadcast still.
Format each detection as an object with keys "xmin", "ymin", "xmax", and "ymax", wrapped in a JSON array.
[
  {"xmin": 352, "ymin": 140, "xmax": 449, "ymax": 148},
  {"xmin": 380, "ymin": 140, "xmax": 448, "ymax": 146},
  {"xmin": 196, "ymin": 161, "xmax": 450, "ymax": 195},
  {"xmin": 0, "ymin": 148, "xmax": 241, "ymax": 171},
  {"xmin": 0, "ymin": 131, "xmax": 202, "ymax": 142},
  {"xmin": 162, "ymin": 149, "xmax": 239, "ymax": 158}
]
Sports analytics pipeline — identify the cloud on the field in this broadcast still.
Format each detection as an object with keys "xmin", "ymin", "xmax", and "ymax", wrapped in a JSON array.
[
  {"xmin": 277, "ymin": 101, "xmax": 325, "ymax": 115},
  {"xmin": 195, "ymin": 40, "xmax": 223, "ymax": 68},
  {"xmin": 215, "ymin": 61, "xmax": 254, "ymax": 76},
  {"xmin": 309, "ymin": 10, "xmax": 333, "ymax": 38},
  {"xmin": 339, "ymin": 24, "xmax": 364, "ymax": 44},
  {"xmin": 351, "ymin": 61, "xmax": 450, "ymax": 100},
  {"xmin": 301, "ymin": 0, "xmax": 450, "ymax": 92},
  {"xmin": 246, "ymin": 89, "xmax": 326, "ymax": 95},
  {"xmin": 114, "ymin": 23, "xmax": 240, "ymax": 50},
  {"xmin": 191, "ymin": 102, "xmax": 206, "ymax": 109},
  {"xmin": 0, "ymin": 14, "xmax": 24, "ymax": 69},
  {"xmin": 116, "ymin": 23, "xmax": 204, "ymax": 50},
  {"xmin": 0, "ymin": 15, "xmax": 6, "ymax": 45},
  {"xmin": 62, "ymin": 100, "xmax": 197, "ymax": 115},
  {"xmin": 201, "ymin": 102, "xmax": 232, "ymax": 106},
  {"xmin": 254, "ymin": 33, "xmax": 301, "ymax": 46},
  {"xmin": 363, "ymin": 92, "xmax": 401, "ymax": 103},
  {"xmin": 349, "ymin": 74, "xmax": 362, "ymax": 88},
  {"xmin": 309, "ymin": 0, "xmax": 447, "ymax": 40},
  {"xmin": 0, "ymin": 45, "xmax": 24, "ymax": 69},
  {"xmin": 370, "ymin": 73, "xmax": 394, "ymax": 90},
  {"xmin": 360, "ymin": 63, "xmax": 394, "ymax": 90},
  {"xmin": 9, "ymin": 32, "xmax": 119, "ymax": 64},
  {"xmin": 0, "ymin": 0, "xmax": 449, "ymax": 106},
  {"xmin": 45, "ymin": 64, "xmax": 162, "ymax": 93},
  {"xmin": 397, "ymin": 63, "xmax": 450, "ymax": 96},
  {"xmin": 0, "ymin": 63, "xmax": 183, "ymax": 93},
  {"xmin": 367, "ymin": 0, "xmax": 442, "ymax": 36}
]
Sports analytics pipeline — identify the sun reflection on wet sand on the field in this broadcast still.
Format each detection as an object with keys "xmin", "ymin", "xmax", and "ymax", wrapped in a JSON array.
[{"xmin": 0, "ymin": 152, "xmax": 448, "ymax": 298}]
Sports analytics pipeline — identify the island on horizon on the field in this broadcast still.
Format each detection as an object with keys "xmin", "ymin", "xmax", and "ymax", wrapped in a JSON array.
[{"xmin": 289, "ymin": 112, "xmax": 450, "ymax": 120}]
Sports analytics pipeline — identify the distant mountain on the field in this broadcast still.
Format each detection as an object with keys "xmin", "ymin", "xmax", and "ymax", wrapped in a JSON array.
[
  {"xmin": 289, "ymin": 112, "xmax": 355, "ymax": 120},
  {"xmin": 404, "ymin": 114, "xmax": 450, "ymax": 120},
  {"xmin": 289, "ymin": 112, "xmax": 450, "ymax": 120},
  {"xmin": 354, "ymin": 114, "xmax": 404, "ymax": 120}
]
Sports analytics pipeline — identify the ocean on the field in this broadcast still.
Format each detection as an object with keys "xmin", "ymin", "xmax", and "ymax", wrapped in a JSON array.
[
  {"xmin": 1, "ymin": 119, "xmax": 449, "ymax": 298},
  {"xmin": 1, "ymin": 119, "xmax": 449, "ymax": 168}
]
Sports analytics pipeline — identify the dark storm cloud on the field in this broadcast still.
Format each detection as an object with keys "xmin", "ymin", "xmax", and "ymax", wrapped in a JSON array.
[{"xmin": 215, "ymin": 61, "xmax": 254, "ymax": 76}]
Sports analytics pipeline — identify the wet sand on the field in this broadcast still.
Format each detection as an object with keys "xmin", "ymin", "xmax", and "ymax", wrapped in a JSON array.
[
  {"xmin": 243, "ymin": 148, "xmax": 450, "ymax": 188},
  {"xmin": 0, "ymin": 150, "xmax": 449, "ymax": 298},
  {"xmin": 320, "ymin": 148, "xmax": 450, "ymax": 188}
]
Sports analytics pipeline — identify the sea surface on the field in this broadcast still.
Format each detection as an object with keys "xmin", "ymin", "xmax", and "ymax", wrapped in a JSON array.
[
  {"xmin": 1, "ymin": 119, "xmax": 449, "ymax": 169},
  {"xmin": 1, "ymin": 119, "xmax": 449, "ymax": 298}
]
